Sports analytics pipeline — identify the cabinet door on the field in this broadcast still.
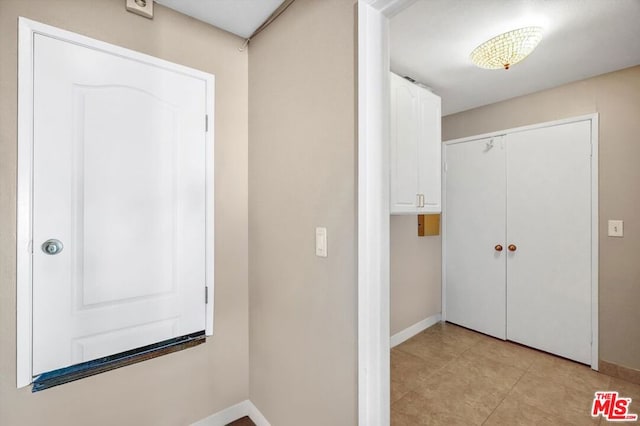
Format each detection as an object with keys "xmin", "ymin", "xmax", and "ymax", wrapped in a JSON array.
[
  {"xmin": 417, "ymin": 89, "xmax": 441, "ymax": 211},
  {"xmin": 506, "ymin": 121, "xmax": 592, "ymax": 364},
  {"xmin": 390, "ymin": 73, "xmax": 420, "ymax": 213},
  {"xmin": 444, "ymin": 137, "xmax": 506, "ymax": 339}
]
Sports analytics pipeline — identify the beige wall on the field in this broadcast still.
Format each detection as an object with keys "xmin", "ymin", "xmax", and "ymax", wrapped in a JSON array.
[
  {"xmin": 248, "ymin": 0, "xmax": 357, "ymax": 424},
  {"xmin": 0, "ymin": 1, "xmax": 249, "ymax": 424},
  {"xmin": 442, "ymin": 66, "xmax": 640, "ymax": 371},
  {"xmin": 390, "ymin": 216, "xmax": 441, "ymax": 335}
]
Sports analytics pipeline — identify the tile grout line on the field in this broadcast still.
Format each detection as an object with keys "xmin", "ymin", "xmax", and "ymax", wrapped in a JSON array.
[
  {"xmin": 480, "ymin": 358, "xmax": 537, "ymax": 425},
  {"xmin": 394, "ymin": 324, "xmax": 616, "ymax": 424},
  {"xmin": 391, "ymin": 326, "xmax": 480, "ymax": 412},
  {"xmin": 426, "ymin": 334, "xmax": 484, "ymax": 377},
  {"xmin": 394, "ymin": 327, "xmax": 480, "ymax": 373}
]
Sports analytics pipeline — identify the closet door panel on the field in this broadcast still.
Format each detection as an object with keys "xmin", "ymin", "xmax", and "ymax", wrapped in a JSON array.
[
  {"xmin": 445, "ymin": 137, "xmax": 506, "ymax": 339},
  {"xmin": 506, "ymin": 121, "xmax": 592, "ymax": 364}
]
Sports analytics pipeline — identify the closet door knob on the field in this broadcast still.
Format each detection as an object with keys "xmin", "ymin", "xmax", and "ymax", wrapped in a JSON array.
[
  {"xmin": 494, "ymin": 245, "xmax": 503, "ymax": 252},
  {"xmin": 508, "ymin": 244, "xmax": 517, "ymax": 252}
]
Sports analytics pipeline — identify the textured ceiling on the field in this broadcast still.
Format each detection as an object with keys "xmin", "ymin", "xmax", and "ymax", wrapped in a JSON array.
[
  {"xmin": 390, "ymin": 0, "xmax": 640, "ymax": 115},
  {"xmin": 156, "ymin": 0, "xmax": 285, "ymax": 39}
]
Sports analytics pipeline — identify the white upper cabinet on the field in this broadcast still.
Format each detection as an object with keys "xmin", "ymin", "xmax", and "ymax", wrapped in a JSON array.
[{"xmin": 390, "ymin": 72, "xmax": 441, "ymax": 214}]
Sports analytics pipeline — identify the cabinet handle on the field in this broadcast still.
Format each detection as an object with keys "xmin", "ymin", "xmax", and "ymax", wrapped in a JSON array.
[
  {"xmin": 494, "ymin": 244, "xmax": 503, "ymax": 252},
  {"xmin": 508, "ymin": 244, "xmax": 517, "ymax": 252}
]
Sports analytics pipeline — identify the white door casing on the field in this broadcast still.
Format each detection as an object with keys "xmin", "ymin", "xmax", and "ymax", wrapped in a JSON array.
[
  {"xmin": 444, "ymin": 136, "xmax": 507, "ymax": 339},
  {"xmin": 506, "ymin": 121, "xmax": 593, "ymax": 364},
  {"xmin": 357, "ymin": 2, "xmax": 392, "ymax": 425},
  {"xmin": 18, "ymin": 18, "xmax": 215, "ymax": 386},
  {"xmin": 359, "ymin": 1, "xmax": 444, "ymax": 423}
]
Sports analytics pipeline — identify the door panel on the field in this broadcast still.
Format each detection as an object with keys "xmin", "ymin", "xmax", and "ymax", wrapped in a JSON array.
[
  {"xmin": 506, "ymin": 121, "xmax": 592, "ymax": 364},
  {"xmin": 445, "ymin": 137, "xmax": 506, "ymax": 339},
  {"xmin": 390, "ymin": 73, "xmax": 419, "ymax": 212},
  {"xmin": 417, "ymin": 89, "xmax": 441, "ymax": 209},
  {"xmin": 32, "ymin": 34, "xmax": 207, "ymax": 374},
  {"xmin": 79, "ymin": 86, "xmax": 178, "ymax": 305}
]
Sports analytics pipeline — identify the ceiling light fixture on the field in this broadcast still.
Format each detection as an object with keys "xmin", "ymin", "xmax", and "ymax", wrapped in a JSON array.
[{"xmin": 470, "ymin": 26, "xmax": 543, "ymax": 70}]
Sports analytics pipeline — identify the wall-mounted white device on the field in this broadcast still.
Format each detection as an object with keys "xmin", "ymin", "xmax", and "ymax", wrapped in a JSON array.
[{"xmin": 126, "ymin": 0, "xmax": 154, "ymax": 19}]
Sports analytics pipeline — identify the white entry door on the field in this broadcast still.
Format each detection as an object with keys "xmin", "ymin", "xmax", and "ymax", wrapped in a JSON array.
[
  {"xmin": 506, "ymin": 121, "xmax": 592, "ymax": 364},
  {"xmin": 31, "ymin": 32, "xmax": 211, "ymax": 375},
  {"xmin": 444, "ymin": 136, "xmax": 507, "ymax": 339}
]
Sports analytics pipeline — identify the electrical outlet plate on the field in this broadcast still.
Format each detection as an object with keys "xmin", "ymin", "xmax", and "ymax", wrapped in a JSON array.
[{"xmin": 126, "ymin": 0, "xmax": 153, "ymax": 19}]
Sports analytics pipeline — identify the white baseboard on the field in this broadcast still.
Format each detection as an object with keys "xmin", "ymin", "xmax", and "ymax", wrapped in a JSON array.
[
  {"xmin": 191, "ymin": 400, "xmax": 247, "ymax": 426},
  {"xmin": 194, "ymin": 315, "xmax": 441, "ymax": 425},
  {"xmin": 390, "ymin": 314, "xmax": 441, "ymax": 348},
  {"xmin": 192, "ymin": 400, "xmax": 271, "ymax": 426},
  {"xmin": 247, "ymin": 401, "xmax": 271, "ymax": 426}
]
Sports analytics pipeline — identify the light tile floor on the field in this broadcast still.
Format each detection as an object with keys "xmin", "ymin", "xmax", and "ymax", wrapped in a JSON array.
[{"xmin": 391, "ymin": 322, "xmax": 640, "ymax": 425}]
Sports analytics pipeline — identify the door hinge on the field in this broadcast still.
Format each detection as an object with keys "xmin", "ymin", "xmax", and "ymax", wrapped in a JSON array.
[
  {"xmin": 205, "ymin": 286, "xmax": 209, "ymax": 304},
  {"xmin": 205, "ymin": 114, "xmax": 209, "ymax": 132}
]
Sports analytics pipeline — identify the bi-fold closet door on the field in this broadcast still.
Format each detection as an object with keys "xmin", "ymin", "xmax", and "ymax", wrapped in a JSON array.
[
  {"xmin": 444, "ymin": 119, "xmax": 593, "ymax": 365},
  {"xmin": 443, "ymin": 135, "xmax": 507, "ymax": 340}
]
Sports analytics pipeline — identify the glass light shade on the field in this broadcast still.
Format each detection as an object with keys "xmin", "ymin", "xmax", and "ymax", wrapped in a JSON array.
[{"xmin": 470, "ymin": 27, "xmax": 543, "ymax": 70}]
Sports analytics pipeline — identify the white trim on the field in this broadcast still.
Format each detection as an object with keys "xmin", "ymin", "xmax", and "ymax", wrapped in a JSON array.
[
  {"xmin": 357, "ymin": 2, "xmax": 390, "ymax": 425},
  {"xmin": 191, "ymin": 400, "xmax": 271, "ymax": 426},
  {"xmin": 441, "ymin": 113, "xmax": 599, "ymax": 370},
  {"xmin": 16, "ymin": 17, "xmax": 215, "ymax": 388},
  {"xmin": 390, "ymin": 314, "xmax": 441, "ymax": 348},
  {"xmin": 16, "ymin": 16, "xmax": 35, "ymax": 390},
  {"xmin": 590, "ymin": 115, "xmax": 599, "ymax": 371},
  {"xmin": 191, "ymin": 400, "xmax": 248, "ymax": 426},
  {"xmin": 441, "ymin": 149, "xmax": 447, "ymax": 323},
  {"xmin": 443, "ymin": 113, "xmax": 599, "ymax": 147},
  {"xmin": 247, "ymin": 401, "xmax": 271, "ymax": 426},
  {"xmin": 367, "ymin": 0, "xmax": 419, "ymax": 17},
  {"xmin": 205, "ymin": 87, "xmax": 215, "ymax": 337},
  {"xmin": 358, "ymin": 1, "xmax": 419, "ymax": 423}
]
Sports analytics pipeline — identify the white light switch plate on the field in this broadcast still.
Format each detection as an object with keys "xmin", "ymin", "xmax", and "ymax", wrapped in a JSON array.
[
  {"xmin": 608, "ymin": 220, "xmax": 624, "ymax": 237},
  {"xmin": 315, "ymin": 227, "xmax": 327, "ymax": 257}
]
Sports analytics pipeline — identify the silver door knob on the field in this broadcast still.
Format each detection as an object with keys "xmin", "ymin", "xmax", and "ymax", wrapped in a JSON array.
[{"xmin": 42, "ymin": 239, "xmax": 63, "ymax": 255}]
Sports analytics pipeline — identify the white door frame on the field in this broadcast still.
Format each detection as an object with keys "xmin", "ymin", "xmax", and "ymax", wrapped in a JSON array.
[
  {"xmin": 441, "ymin": 114, "xmax": 599, "ymax": 370},
  {"xmin": 357, "ymin": 1, "xmax": 417, "ymax": 424},
  {"xmin": 16, "ymin": 18, "xmax": 215, "ymax": 388}
]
